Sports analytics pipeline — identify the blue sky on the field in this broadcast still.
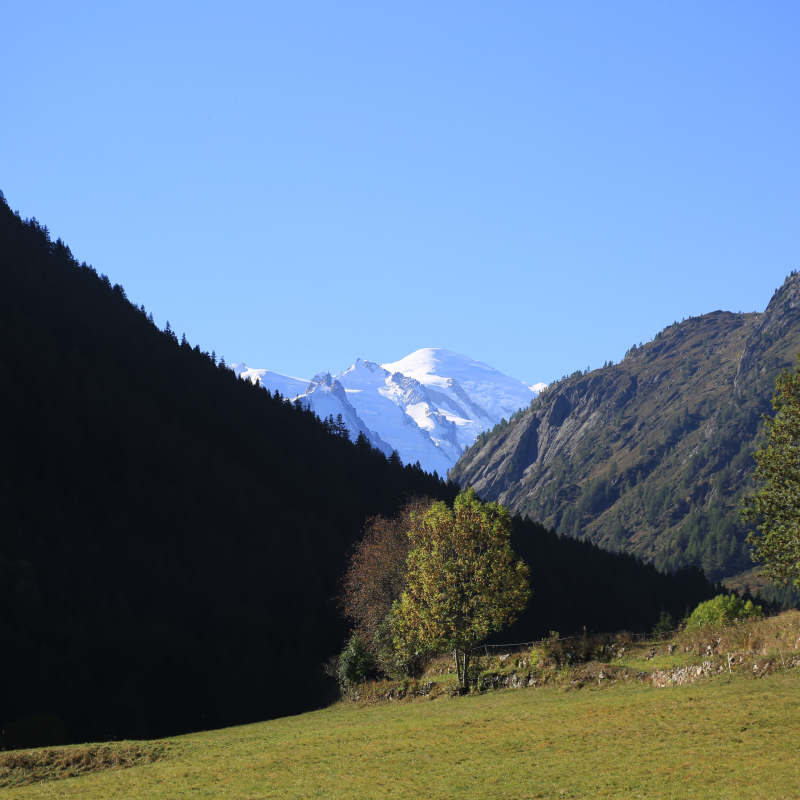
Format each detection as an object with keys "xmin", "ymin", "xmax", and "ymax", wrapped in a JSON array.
[{"xmin": 3, "ymin": 1, "xmax": 798, "ymax": 384}]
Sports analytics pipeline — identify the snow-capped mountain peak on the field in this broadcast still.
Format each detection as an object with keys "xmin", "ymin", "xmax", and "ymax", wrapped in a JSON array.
[
  {"xmin": 382, "ymin": 348, "xmax": 539, "ymax": 439},
  {"xmin": 236, "ymin": 349, "xmax": 544, "ymax": 476}
]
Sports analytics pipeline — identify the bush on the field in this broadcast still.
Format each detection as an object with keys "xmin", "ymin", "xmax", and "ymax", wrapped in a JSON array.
[
  {"xmin": 372, "ymin": 614, "xmax": 428, "ymax": 679},
  {"xmin": 652, "ymin": 610, "xmax": 675, "ymax": 637},
  {"xmin": 686, "ymin": 594, "xmax": 763, "ymax": 628},
  {"xmin": 337, "ymin": 635, "xmax": 377, "ymax": 688}
]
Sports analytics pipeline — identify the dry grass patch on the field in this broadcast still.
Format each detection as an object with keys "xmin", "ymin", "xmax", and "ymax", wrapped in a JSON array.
[{"xmin": 0, "ymin": 741, "xmax": 175, "ymax": 789}]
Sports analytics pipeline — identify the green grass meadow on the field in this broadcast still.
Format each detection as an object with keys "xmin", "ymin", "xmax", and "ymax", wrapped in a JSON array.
[{"xmin": 4, "ymin": 668, "xmax": 800, "ymax": 800}]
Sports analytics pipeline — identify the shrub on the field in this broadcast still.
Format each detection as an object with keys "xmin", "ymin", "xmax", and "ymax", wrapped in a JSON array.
[
  {"xmin": 652, "ymin": 610, "xmax": 676, "ymax": 636},
  {"xmin": 337, "ymin": 635, "xmax": 377, "ymax": 688},
  {"xmin": 686, "ymin": 594, "xmax": 763, "ymax": 628}
]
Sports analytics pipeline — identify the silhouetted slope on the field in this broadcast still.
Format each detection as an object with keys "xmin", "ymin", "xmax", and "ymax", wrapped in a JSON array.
[
  {"xmin": 0, "ymin": 192, "xmax": 457, "ymax": 747},
  {"xmin": 498, "ymin": 516, "xmax": 718, "ymax": 643},
  {"xmin": 0, "ymin": 192, "xmax": 727, "ymax": 751}
]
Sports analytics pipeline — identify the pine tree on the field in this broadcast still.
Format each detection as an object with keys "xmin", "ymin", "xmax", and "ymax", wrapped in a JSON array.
[
  {"xmin": 741, "ymin": 358, "xmax": 800, "ymax": 587},
  {"xmin": 355, "ymin": 431, "xmax": 372, "ymax": 452}
]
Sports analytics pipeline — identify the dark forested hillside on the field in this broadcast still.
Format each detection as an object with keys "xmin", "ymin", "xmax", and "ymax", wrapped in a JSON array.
[
  {"xmin": 499, "ymin": 516, "xmax": 718, "ymax": 644},
  {"xmin": 452, "ymin": 275, "xmax": 800, "ymax": 595},
  {"xmin": 0, "ymin": 192, "xmax": 458, "ymax": 748},
  {"xmin": 0, "ymin": 192, "xmax": 727, "ymax": 751}
]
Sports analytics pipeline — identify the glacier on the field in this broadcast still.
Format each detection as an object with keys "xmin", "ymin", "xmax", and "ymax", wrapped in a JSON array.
[{"xmin": 232, "ymin": 348, "xmax": 543, "ymax": 477}]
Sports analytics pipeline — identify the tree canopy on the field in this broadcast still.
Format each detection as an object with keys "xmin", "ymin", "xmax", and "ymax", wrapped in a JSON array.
[
  {"xmin": 686, "ymin": 594, "xmax": 762, "ymax": 628},
  {"xmin": 339, "ymin": 497, "xmax": 432, "ymax": 676},
  {"xmin": 741, "ymin": 359, "xmax": 800, "ymax": 588},
  {"xmin": 392, "ymin": 489, "xmax": 531, "ymax": 688}
]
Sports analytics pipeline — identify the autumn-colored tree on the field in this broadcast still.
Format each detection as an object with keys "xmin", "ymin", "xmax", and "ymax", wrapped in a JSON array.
[
  {"xmin": 392, "ymin": 488, "xmax": 531, "ymax": 689},
  {"xmin": 339, "ymin": 497, "xmax": 433, "ymax": 675},
  {"xmin": 741, "ymin": 360, "xmax": 800, "ymax": 588}
]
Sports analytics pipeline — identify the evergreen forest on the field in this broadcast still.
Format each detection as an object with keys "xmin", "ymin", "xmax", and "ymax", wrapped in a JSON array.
[{"xmin": 0, "ymin": 193, "xmax": 725, "ymax": 749}]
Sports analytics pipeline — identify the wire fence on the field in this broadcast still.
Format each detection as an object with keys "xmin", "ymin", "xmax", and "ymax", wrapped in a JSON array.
[
  {"xmin": 478, "ymin": 614, "xmax": 782, "ymax": 654},
  {"xmin": 479, "ymin": 628, "xmax": 685, "ymax": 654}
]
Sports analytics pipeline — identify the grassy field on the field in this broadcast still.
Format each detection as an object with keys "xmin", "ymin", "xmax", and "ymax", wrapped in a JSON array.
[
  {"xmin": 3, "ymin": 665, "xmax": 800, "ymax": 799},
  {"xmin": 4, "ymin": 612, "xmax": 800, "ymax": 799}
]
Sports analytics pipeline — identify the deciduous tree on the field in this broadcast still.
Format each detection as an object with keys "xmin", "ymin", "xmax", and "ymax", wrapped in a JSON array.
[
  {"xmin": 339, "ymin": 497, "xmax": 433, "ymax": 675},
  {"xmin": 686, "ymin": 594, "xmax": 762, "ymax": 628},
  {"xmin": 392, "ymin": 489, "xmax": 531, "ymax": 689}
]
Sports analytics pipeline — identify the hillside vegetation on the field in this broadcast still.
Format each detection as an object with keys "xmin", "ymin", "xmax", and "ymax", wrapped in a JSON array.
[
  {"xmin": 345, "ymin": 609, "xmax": 800, "ymax": 706},
  {"xmin": 4, "ymin": 611, "xmax": 800, "ymax": 799},
  {"xmin": 452, "ymin": 275, "xmax": 800, "ymax": 594},
  {"xmin": 0, "ymin": 192, "xmax": 457, "ymax": 748},
  {"xmin": 0, "ymin": 193, "xmax": 724, "ymax": 750}
]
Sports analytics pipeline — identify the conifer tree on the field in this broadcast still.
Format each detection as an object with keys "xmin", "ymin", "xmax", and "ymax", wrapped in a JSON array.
[
  {"xmin": 741, "ymin": 359, "xmax": 800, "ymax": 587},
  {"xmin": 355, "ymin": 431, "xmax": 372, "ymax": 452}
]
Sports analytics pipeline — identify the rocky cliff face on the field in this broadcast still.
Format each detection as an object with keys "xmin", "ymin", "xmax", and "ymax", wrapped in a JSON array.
[
  {"xmin": 735, "ymin": 273, "xmax": 800, "ymax": 391},
  {"xmin": 451, "ymin": 272, "xmax": 800, "ymax": 586}
]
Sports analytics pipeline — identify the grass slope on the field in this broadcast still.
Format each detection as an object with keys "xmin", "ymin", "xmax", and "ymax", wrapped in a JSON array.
[
  {"xmin": 5, "ymin": 674, "xmax": 799, "ymax": 799},
  {"xmin": 6, "ymin": 616, "xmax": 800, "ymax": 799}
]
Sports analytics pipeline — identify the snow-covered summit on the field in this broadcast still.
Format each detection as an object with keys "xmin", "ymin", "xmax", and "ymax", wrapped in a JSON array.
[
  {"xmin": 382, "ymin": 348, "xmax": 539, "ymax": 431},
  {"xmin": 231, "ymin": 364, "xmax": 308, "ymax": 398},
  {"xmin": 235, "ymin": 349, "xmax": 544, "ymax": 476}
]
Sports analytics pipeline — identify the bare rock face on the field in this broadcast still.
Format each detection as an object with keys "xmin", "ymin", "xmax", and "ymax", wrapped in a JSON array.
[
  {"xmin": 735, "ymin": 276, "xmax": 800, "ymax": 391},
  {"xmin": 451, "ymin": 272, "xmax": 800, "ymax": 583}
]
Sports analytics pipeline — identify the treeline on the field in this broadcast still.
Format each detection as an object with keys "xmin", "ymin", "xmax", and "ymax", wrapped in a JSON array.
[
  {"xmin": 0, "ymin": 191, "xmax": 761, "ymax": 751},
  {"xmin": 0, "ymin": 192, "xmax": 458, "ymax": 749},
  {"xmin": 495, "ymin": 516, "xmax": 723, "ymax": 643}
]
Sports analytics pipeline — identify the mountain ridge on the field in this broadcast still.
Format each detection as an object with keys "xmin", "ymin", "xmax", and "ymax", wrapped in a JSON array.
[{"xmin": 451, "ymin": 272, "xmax": 800, "ymax": 592}]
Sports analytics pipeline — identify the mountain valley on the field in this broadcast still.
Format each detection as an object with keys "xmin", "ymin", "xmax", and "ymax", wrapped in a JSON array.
[{"xmin": 1, "ymin": 193, "xmax": 722, "ymax": 749}]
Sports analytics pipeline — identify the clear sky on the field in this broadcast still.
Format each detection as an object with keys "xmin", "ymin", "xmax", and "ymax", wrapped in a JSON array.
[{"xmin": 3, "ymin": 1, "xmax": 798, "ymax": 384}]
